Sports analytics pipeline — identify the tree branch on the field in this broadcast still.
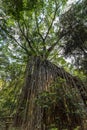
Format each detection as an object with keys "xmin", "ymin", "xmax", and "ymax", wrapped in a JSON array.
[
  {"xmin": 46, "ymin": 38, "xmax": 60, "ymax": 58},
  {"xmin": 46, "ymin": 29, "xmax": 70, "ymax": 58},
  {"xmin": 0, "ymin": 25, "xmax": 30, "ymax": 55},
  {"xmin": 18, "ymin": 21, "xmax": 36, "ymax": 54},
  {"xmin": 35, "ymin": 11, "xmax": 47, "ymax": 57},
  {"xmin": 35, "ymin": 12, "xmax": 44, "ymax": 42},
  {"xmin": 44, "ymin": 4, "xmax": 58, "ymax": 41}
]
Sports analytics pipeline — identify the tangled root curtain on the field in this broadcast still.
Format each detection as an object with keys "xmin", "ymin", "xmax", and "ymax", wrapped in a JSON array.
[{"xmin": 14, "ymin": 56, "xmax": 87, "ymax": 130}]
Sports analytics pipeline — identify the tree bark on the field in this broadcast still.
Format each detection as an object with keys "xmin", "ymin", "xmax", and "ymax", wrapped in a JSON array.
[{"xmin": 14, "ymin": 56, "xmax": 87, "ymax": 130}]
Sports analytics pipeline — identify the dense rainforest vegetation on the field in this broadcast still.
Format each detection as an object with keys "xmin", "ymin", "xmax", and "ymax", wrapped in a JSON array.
[{"xmin": 0, "ymin": 0, "xmax": 87, "ymax": 130}]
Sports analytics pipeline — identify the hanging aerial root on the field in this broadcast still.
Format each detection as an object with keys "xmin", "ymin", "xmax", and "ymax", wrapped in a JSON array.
[{"xmin": 14, "ymin": 56, "xmax": 87, "ymax": 130}]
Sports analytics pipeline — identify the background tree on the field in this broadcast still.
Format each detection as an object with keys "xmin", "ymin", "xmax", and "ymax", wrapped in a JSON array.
[{"xmin": 60, "ymin": 0, "xmax": 87, "ymax": 75}]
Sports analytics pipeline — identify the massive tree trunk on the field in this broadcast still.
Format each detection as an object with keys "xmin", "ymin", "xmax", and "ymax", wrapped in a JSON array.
[{"xmin": 14, "ymin": 56, "xmax": 87, "ymax": 130}]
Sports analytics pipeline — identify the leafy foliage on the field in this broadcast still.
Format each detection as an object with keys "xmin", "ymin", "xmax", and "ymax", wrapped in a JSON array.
[
  {"xmin": 36, "ymin": 78, "xmax": 86, "ymax": 129},
  {"xmin": 0, "ymin": 0, "xmax": 69, "ymax": 59},
  {"xmin": 60, "ymin": 0, "xmax": 87, "ymax": 74},
  {"xmin": 0, "ymin": 62, "xmax": 25, "ymax": 117}
]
